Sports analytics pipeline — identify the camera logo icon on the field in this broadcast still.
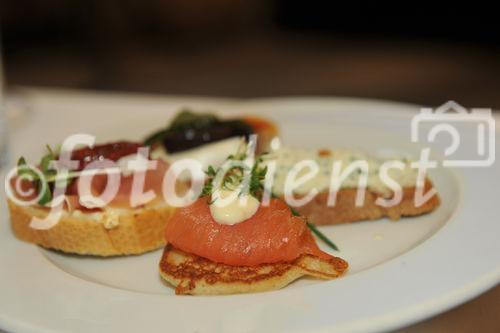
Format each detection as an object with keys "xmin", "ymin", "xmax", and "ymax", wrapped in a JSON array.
[{"xmin": 411, "ymin": 101, "xmax": 495, "ymax": 167}]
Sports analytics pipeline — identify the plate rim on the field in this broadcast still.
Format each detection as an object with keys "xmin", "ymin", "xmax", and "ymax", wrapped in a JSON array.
[{"xmin": 1, "ymin": 93, "xmax": 499, "ymax": 333}]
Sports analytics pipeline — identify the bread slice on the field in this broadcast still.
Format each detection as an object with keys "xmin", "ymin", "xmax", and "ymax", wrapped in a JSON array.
[
  {"xmin": 7, "ymin": 199, "xmax": 176, "ymax": 256},
  {"xmin": 159, "ymin": 245, "xmax": 348, "ymax": 295},
  {"xmin": 294, "ymin": 179, "xmax": 440, "ymax": 225}
]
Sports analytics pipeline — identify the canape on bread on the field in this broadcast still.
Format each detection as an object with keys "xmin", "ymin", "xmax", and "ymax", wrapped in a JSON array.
[
  {"xmin": 7, "ymin": 141, "xmax": 180, "ymax": 256},
  {"xmin": 159, "ymin": 149, "xmax": 347, "ymax": 295},
  {"xmin": 267, "ymin": 148, "xmax": 440, "ymax": 225},
  {"xmin": 145, "ymin": 110, "xmax": 278, "ymax": 165}
]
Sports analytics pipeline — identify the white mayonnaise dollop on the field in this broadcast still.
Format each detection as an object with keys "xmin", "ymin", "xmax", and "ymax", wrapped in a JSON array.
[{"xmin": 209, "ymin": 189, "xmax": 260, "ymax": 225}]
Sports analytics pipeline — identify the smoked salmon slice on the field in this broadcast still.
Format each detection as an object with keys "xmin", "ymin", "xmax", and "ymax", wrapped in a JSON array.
[{"xmin": 164, "ymin": 198, "xmax": 333, "ymax": 266}]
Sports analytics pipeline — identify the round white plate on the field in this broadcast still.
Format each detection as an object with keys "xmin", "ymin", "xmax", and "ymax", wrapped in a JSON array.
[{"xmin": 1, "ymin": 91, "xmax": 499, "ymax": 333}]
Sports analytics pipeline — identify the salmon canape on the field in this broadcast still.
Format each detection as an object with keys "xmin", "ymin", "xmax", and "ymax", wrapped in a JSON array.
[{"xmin": 159, "ymin": 147, "xmax": 348, "ymax": 295}]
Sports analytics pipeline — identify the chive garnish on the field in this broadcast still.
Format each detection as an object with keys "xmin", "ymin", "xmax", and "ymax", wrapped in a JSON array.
[
  {"xmin": 291, "ymin": 206, "xmax": 339, "ymax": 251},
  {"xmin": 306, "ymin": 222, "xmax": 339, "ymax": 251}
]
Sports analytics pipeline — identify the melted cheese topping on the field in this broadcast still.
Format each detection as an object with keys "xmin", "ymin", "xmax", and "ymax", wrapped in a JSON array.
[{"xmin": 267, "ymin": 148, "xmax": 418, "ymax": 196}]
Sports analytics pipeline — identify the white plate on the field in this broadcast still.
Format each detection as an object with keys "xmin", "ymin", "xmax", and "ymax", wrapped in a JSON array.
[{"xmin": 1, "ymin": 90, "xmax": 499, "ymax": 333}]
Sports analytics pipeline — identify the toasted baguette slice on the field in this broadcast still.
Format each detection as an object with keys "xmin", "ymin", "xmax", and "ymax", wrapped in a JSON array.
[
  {"xmin": 159, "ymin": 245, "xmax": 348, "ymax": 295},
  {"xmin": 7, "ymin": 199, "xmax": 176, "ymax": 256},
  {"xmin": 294, "ymin": 179, "xmax": 440, "ymax": 225}
]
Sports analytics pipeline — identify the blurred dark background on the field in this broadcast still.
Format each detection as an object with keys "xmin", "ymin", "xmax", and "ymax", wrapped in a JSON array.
[{"xmin": 1, "ymin": 1, "xmax": 500, "ymax": 107}]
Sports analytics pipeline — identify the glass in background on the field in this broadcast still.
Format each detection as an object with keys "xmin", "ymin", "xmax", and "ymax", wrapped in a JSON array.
[{"xmin": 0, "ymin": 44, "xmax": 6, "ymax": 169}]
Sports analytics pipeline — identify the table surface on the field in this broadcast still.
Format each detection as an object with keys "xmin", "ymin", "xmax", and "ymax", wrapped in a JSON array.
[
  {"xmin": 1, "ymin": 88, "xmax": 499, "ymax": 333},
  {"xmin": 393, "ymin": 284, "xmax": 499, "ymax": 333}
]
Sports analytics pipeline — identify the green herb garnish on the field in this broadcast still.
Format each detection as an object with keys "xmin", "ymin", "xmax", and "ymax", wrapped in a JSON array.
[
  {"xmin": 306, "ymin": 222, "xmax": 339, "ymax": 251},
  {"xmin": 200, "ymin": 147, "xmax": 269, "ymax": 200},
  {"xmin": 16, "ymin": 145, "xmax": 81, "ymax": 206},
  {"xmin": 290, "ymin": 206, "xmax": 339, "ymax": 251},
  {"xmin": 17, "ymin": 147, "xmax": 56, "ymax": 205}
]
